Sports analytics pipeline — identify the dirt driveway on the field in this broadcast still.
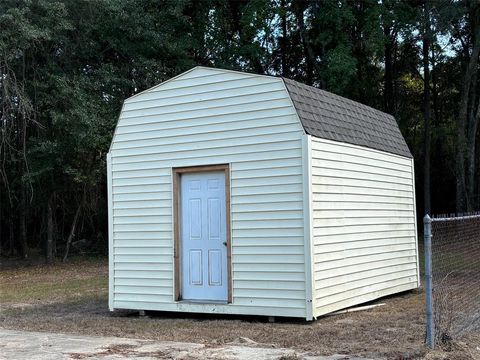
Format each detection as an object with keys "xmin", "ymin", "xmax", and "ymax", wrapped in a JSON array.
[
  {"xmin": 0, "ymin": 328, "xmax": 374, "ymax": 360},
  {"xmin": 0, "ymin": 258, "xmax": 479, "ymax": 359}
]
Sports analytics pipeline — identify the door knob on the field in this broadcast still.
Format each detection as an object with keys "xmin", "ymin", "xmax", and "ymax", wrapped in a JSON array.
[{"xmin": 223, "ymin": 242, "xmax": 227, "ymax": 246}]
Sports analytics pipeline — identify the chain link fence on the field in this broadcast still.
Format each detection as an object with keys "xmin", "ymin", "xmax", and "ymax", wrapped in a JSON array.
[{"xmin": 424, "ymin": 213, "xmax": 480, "ymax": 347}]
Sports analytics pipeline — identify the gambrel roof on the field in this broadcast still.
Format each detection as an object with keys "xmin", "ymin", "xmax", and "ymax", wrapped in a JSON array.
[
  {"xmin": 121, "ymin": 66, "xmax": 412, "ymax": 158},
  {"xmin": 282, "ymin": 77, "xmax": 412, "ymax": 158}
]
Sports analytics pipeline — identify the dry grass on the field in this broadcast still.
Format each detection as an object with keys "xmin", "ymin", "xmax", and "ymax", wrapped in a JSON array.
[
  {"xmin": 0, "ymin": 259, "xmax": 478, "ymax": 359},
  {"xmin": 0, "ymin": 258, "xmax": 108, "ymax": 304}
]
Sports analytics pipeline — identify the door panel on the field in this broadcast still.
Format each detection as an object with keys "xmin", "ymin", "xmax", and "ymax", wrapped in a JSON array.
[
  {"xmin": 208, "ymin": 250, "xmax": 222, "ymax": 286},
  {"xmin": 208, "ymin": 198, "xmax": 221, "ymax": 240},
  {"xmin": 189, "ymin": 250, "xmax": 203, "ymax": 285},
  {"xmin": 189, "ymin": 198, "xmax": 202, "ymax": 240},
  {"xmin": 181, "ymin": 171, "xmax": 227, "ymax": 301}
]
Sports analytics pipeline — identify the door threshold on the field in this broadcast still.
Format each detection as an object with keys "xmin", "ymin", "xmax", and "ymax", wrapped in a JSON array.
[{"xmin": 179, "ymin": 299, "xmax": 228, "ymax": 305}]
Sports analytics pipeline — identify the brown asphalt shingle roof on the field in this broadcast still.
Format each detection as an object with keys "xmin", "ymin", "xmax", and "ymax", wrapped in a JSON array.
[{"xmin": 282, "ymin": 77, "xmax": 412, "ymax": 158}]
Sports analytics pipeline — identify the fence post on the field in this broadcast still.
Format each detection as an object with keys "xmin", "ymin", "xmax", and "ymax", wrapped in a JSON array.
[{"xmin": 424, "ymin": 214, "xmax": 434, "ymax": 348}]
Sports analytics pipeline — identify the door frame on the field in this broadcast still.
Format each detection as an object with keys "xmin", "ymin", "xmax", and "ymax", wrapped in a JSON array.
[{"xmin": 172, "ymin": 164, "xmax": 232, "ymax": 303}]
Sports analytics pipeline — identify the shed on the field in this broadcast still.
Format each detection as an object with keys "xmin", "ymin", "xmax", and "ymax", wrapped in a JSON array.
[{"xmin": 107, "ymin": 66, "xmax": 419, "ymax": 320}]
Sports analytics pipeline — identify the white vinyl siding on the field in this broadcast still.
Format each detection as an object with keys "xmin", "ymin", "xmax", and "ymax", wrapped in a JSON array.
[
  {"xmin": 310, "ymin": 137, "xmax": 418, "ymax": 317},
  {"xmin": 109, "ymin": 67, "xmax": 307, "ymax": 318}
]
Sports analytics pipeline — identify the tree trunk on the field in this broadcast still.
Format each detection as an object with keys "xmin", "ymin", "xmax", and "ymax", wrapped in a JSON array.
[
  {"xmin": 384, "ymin": 28, "xmax": 395, "ymax": 114},
  {"xmin": 431, "ymin": 47, "xmax": 440, "ymax": 126},
  {"xmin": 0, "ymin": 191, "xmax": 2, "ymax": 257},
  {"xmin": 8, "ymin": 212, "xmax": 14, "ymax": 256},
  {"xmin": 294, "ymin": 2, "xmax": 314, "ymax": 85},
  {"xmin": 467, "ymin": 101, "xmax": 480, "ymax": 209},
  {"xmin": 423, "ymin": 0, "xmax": 432, "ymax": 215},
  {"xmin": 63, "ymin": 203, "xmax": 82, "ymax": 262},
  {"xmin": 19, "ymin": 183, "xmax": 28, "ymax": 258},
  {"xmin": 476, "ymin": 137, "xmax": 480, "ymax": 209},
  {"xmin": 46, "ymin": 195, "xmax": 54, "ymax": 263},
  {"xmin": 280, "ymin": 0, "xmax": 289, "ymax": 78},
  {"xmin": 466, "ymin": 37, "xmax": 480, "ymax": 210},
  {"xmin": 455, "ymin": 8, "xmax": 480, "ymax": 212}
]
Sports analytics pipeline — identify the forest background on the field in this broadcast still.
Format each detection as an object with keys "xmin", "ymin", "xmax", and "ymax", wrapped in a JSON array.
[{"xmin": 1, "ymin": 0, "xmax": 479, "ymax": 261}]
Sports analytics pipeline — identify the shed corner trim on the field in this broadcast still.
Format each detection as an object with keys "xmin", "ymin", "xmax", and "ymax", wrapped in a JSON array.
[
  {"xmin": 302, "ymin": 134, "xmax": 315, "ymax": 320},
  {"xmin": 107, "ymin": 152, "xmax": 114, "ymax": 311},
  {"xmin": 411, "ymin": 158, "xmax": 421, "ymax": 288}
]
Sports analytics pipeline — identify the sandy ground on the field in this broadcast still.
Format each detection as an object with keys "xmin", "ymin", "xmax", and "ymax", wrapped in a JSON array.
[{"xmin": 1, "ymin": 258, "xmax": 479, "ymax": 359}]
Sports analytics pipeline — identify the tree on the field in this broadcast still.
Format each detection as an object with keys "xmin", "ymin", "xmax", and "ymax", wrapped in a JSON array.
[
  {"xmin": 1, "ymin": 0, "xmax": 480, "ymax": 260},
  {"xmin": 453, "ymin": 3, "xmax": 480, "ymax": 212},
  {"xmin": 422, "ymin": 0, "xmax": 432, "ymax": 215}
]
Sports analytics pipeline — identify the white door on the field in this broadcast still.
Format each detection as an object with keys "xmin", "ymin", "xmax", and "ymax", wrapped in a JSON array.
[{"xmin": 180, "ymin": 171, "xmax": 227, "ymax": 302}]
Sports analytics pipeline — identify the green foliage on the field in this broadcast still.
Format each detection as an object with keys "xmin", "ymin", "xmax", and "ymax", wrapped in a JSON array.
[{"xmin": 323, "ymin": 44, "xmax": 357, "ymax": 93}]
